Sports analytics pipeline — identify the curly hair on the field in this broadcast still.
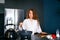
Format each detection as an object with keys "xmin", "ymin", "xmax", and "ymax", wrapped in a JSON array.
[{"xmin": 26, "ymin": 8, "xmax": 40, "ymax": 24}]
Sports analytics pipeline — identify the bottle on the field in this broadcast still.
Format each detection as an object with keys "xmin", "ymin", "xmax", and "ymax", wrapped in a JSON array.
[{"xmin": 56, "ymin": 29, "xmax": 60, "ymax": 39}]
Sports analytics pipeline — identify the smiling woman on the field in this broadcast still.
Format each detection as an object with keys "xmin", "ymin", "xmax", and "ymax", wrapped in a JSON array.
[{"xmin": 22, "ymin": 9, "xmax": 42, "ymax": 35}]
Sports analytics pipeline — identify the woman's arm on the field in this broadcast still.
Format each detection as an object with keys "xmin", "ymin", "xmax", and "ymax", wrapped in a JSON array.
[
  {"xmin": 36, "ymin": 25, "xmax": 42, "ymax": 33},
  {"xmin": 37, "ymin": 24, "xmax": 47, "ymax": 34},
  {"xmin": 36, "ymin": 20, "xmax": 42, "ymax": 33}
]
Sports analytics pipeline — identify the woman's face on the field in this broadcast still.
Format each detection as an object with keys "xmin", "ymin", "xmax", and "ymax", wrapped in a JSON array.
[{"xmin": 29, "ymin": 10, "xmax": 33, "ymax": 19}]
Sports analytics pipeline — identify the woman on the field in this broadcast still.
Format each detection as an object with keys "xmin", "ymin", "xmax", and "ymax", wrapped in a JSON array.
[{"xmin": 22, "ymin": 9, "xmax": 42, "ymax": 35}]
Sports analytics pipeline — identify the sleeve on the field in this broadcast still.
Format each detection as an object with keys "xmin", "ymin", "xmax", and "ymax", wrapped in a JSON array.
[
  {"xmin": 36, "ymin": 22, "xmax": 42, "ymax": 33},
  {"xmin": 37, "ymin": 25, "xmax": 42, "ymax": 33},
  {"xmin": 22, "ymin": 19, "xmax": 27, "ymax": 30}
]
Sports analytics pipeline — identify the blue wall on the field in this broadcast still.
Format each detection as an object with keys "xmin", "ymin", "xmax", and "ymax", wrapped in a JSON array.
[{"xmin": 43, "ymin": 0, "xmax": 60, "ymax": 33}]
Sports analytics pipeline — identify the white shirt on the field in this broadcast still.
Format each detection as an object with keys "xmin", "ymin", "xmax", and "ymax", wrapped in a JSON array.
[{"xmin": 22, "ymin": 19, "xmax": 42, "ymax": 35}]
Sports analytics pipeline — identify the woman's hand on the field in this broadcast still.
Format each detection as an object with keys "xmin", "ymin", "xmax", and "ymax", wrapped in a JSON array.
[
  {"xmin": 40, "ymin": 32, "xmax": 48, "ymax": 35},
  {"xmin": 38, "ymin": 32, "xmax": 48, "ymax": 38},
  {"xmin": 19, "ymin": 22, "xmax": 23, "ymax": 27}
]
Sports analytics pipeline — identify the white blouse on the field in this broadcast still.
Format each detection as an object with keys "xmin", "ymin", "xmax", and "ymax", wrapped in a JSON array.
[{"xmin": 22, "ymin": 19, "xmax": 42, "ymax": 35}]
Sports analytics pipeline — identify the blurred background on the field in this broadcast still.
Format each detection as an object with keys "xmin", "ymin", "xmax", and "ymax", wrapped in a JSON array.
[
  {"xmin": 0, "ymin": 0, "xmax": 60, "ymax": 39},
  {"xmin": 0, "ymin": 0, "xmax": 4, "ymax": 39}
]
